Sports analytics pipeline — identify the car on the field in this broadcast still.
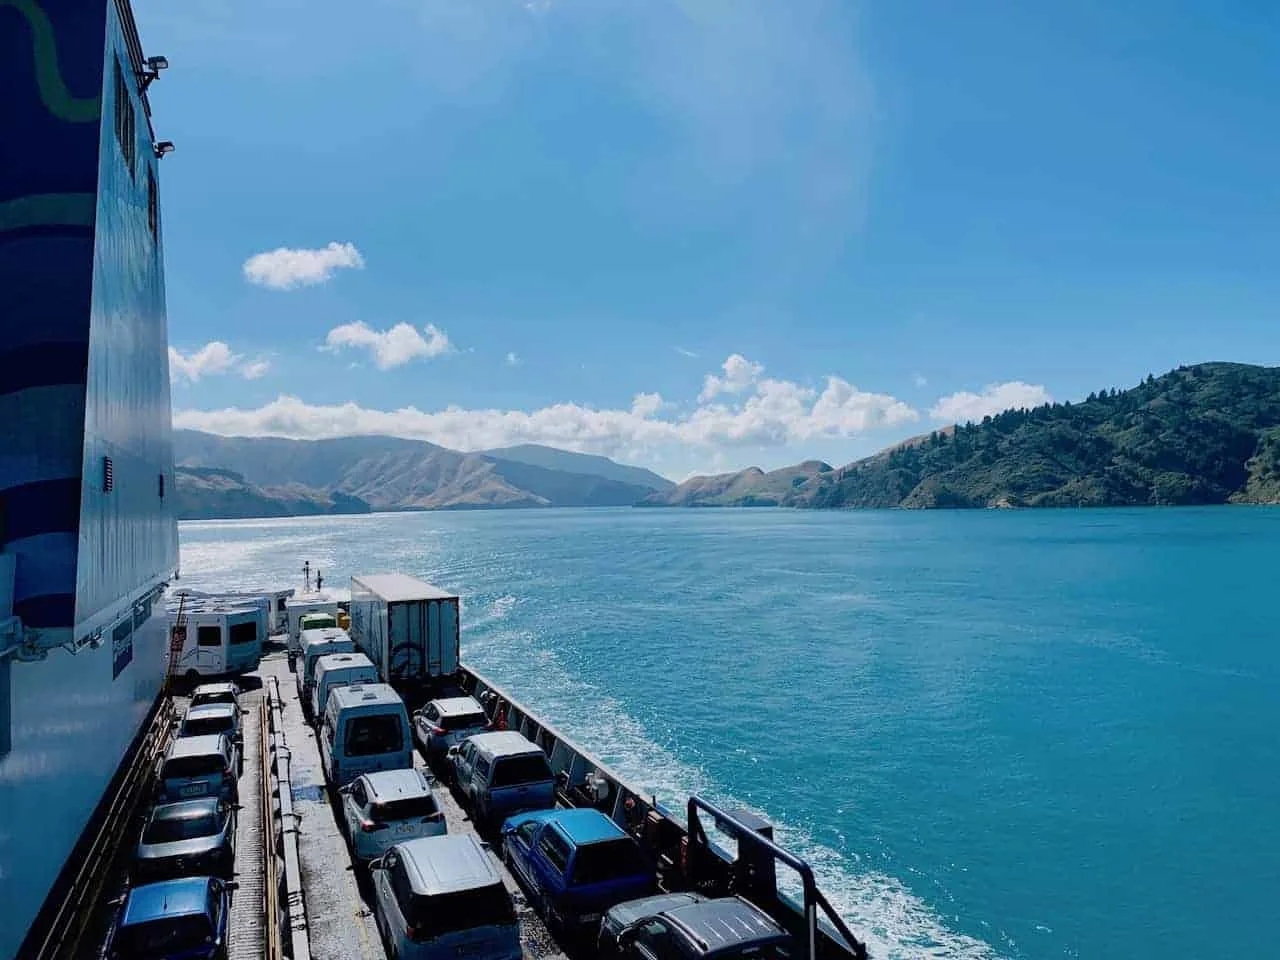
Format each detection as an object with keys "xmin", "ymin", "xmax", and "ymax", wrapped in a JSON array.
[
  {"xmin": 156, "ymin": 733, "xmax": 239, "ymax": 804},
  {"xmin": 598, "ymin": 893, "xmax": 710, "ymax": 958},
  {"xmin": 339, "ymin": 768, "xmax": 446, "ymax": 863},
  {"xmin": 371, "ymin": 834, "xmax": 520, "ymax": 960},
  {"xmin": 449, "ymin": 731, "xmax": 554, "ymax": 828},
  {"xmin": 132, "ymin": 798, "xmax": 237, "ymax": 884},
  {"xmin": 612, "ymin": 896, "xmax": 794, "ymax": 960},
  {"xmin": 501, "ymin": 807, "xmax": 655, "ymax": 935},
  {"xmin": 320, "ymin": 682, "xmax": 414, "ymax": 787},
  {"xmin": 413, "ymin": 696, "xmax": 489, "ymax": 759},
  {"xmin": 104, "ymin": 876, "xmax": 235, "ymax": 960},
  {"xmin": 189, "ymin": 682, "xmax": 241, "ymax": 712},
  {"xmin": 179, "ymin": 703, "xmax": 244, "ymax": 751}
]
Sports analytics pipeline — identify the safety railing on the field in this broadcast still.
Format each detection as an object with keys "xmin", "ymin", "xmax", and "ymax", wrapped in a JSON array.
[{"xmin": 264, "ymin": 675, "xmax": 311, "ymax": 960}]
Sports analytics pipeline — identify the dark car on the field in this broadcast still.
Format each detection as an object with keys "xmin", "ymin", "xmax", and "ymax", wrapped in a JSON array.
[
  {"xmin": 501, "ymin": 808, "xmax": 655, "ymax": 934},
  {"xmin": 599, "ymin": 892, "xmax": 709, "ymax": 958},
  {"xmin": 614, "ymin": 896, "xmax": 793, "ymax": 960},
  {"xmin": 105, "ymin": 876, "xmax": 235, "ymax": 960},
  {"xmin": 132, "ymin": 799, "xmax": 237, "ymax": 883}
]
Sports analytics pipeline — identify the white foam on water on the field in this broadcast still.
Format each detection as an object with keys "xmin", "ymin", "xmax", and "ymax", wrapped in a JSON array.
[{"xmin": 465, "ymin": 627, "xmax": 1006, "ymax": 960}]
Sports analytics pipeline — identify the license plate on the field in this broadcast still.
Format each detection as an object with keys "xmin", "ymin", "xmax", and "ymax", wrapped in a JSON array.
[
  {"xmin": 394, "ymin": 823, "xmax": 417, "ymax": 834},
  {"xmin": 581, "ymin": 913, "xmax": 601, "ymax": 925},
  {"xmin": 180, "ymin": 784, "xmax": 206, "ymax": 797}
]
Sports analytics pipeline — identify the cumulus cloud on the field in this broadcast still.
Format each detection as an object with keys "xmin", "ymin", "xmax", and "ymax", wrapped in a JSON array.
[
  {"xmin": 505, "ymin": 351, "xmax": 521, "ymax": 366},
  {"xmin": 930, "ymin": 381, "xmax": 1053, "ymax": 424},
  {"xmin": 242, "ymin": 242, "xmax": 365, "ymax": 290},
  {"xmin": 323, "ymin": 322, "xmax": 452, "ymax": 370},
  {"xmin": 913, "ymin": 373, "xmax": 928, "ymax": 388},
  {"xmin": 698, "ymin": 353, "xmax": 764, "ymax": 402},
  {"xmin": 173, "ymin": 354, "xmax": 920, "ymax": 462},
  {"xmin": 169, "ymin": 342, "xmax": 270, "ymax": 383}
]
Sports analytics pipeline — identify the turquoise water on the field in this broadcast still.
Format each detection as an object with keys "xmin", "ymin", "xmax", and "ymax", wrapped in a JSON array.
[{"xmin": 178, "ymin": 507, "xmax": 1280, "ymax": 959}]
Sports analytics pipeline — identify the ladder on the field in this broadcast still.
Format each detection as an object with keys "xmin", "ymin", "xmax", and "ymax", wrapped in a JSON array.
[{"xmin": 166, "ymin": 592, "xmax": 187, "ymax": 689}]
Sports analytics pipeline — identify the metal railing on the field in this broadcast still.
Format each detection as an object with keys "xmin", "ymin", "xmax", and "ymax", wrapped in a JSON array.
[
  {"xmin": 264, "ymin": 675, "xmax": 311, "ymax": 960},
  {"xmin": 20, "ymin": 696, "xmax": 174, "ymax": 960},
  {"xmin": 262, "ymin": 695, "xmax": 282, "ymax": 960}
]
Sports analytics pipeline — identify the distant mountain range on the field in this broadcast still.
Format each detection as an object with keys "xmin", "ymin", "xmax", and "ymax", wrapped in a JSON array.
[
  {"xmin": 176, "ymin": 363, "xmax": 1280, "ymax": 520},
  {"xmin": 642, "ymin": 363, "xmax": 1280, "ymax": 509},
  {"xmin": 173, "ymin": 431, "xmax": 673, "ymax": 519}
]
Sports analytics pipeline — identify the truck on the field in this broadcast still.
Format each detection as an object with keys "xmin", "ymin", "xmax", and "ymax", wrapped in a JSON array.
[{"xmin": 348, "ymin": 574, "xmax": 461, "ymax": 691}]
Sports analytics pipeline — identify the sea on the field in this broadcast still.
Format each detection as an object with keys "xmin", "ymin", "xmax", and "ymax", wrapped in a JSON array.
[{"xmin": 177, "ymin": 506, "xmax": 1280, "ymax": 959}]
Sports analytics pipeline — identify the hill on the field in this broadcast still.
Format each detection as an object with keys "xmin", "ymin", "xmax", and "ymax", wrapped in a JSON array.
[
  {"xmin": 484, "ymin": 443, "xmax": 674, "ymax": 491},
  {"xmin": 639, "ymin": 461, "xmax": 834, "ymax": 507},
  {"xmin": 172, "ymin": 431, "xmax": 667, "ymax": 519},
  {"xmin": 648, "ymin": 363, "xmax": 1280, "ymax": 509}
]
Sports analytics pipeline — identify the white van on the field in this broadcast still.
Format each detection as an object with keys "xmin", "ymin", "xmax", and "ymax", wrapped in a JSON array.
[
  {"xmin": 312, "ymin": 652, "xmax": 378, "ymax": 720},
  {"xmin": 297, "ymin": 628, "xmax": 355, "ymax": 714},
  {"xmin": 166, "ymin": 597, "xmax": 266, "ymax": 681},
  {"xmin": 321, "ymin": 683, "xmax": 413, "ymax": 787},
  {"xmin": 286, "ymin": 592, "xmax": 339, "ymax": 653}
]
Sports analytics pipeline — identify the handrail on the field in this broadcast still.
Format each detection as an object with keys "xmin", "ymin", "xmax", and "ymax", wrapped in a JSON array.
[
  {"xmin": 265, "ymin": 675, "xmax": 311, "ymax": 960},
  {"xmin": 262, "ymin": 695, "xmax": 282, "ymax": 959},
  {"xmin": 687, "ymin": 797, "xmax": 867, "ymax": 960},
  {"xmin": 21, "ymin": 695, "xmax": 173, "ymax": 960}
]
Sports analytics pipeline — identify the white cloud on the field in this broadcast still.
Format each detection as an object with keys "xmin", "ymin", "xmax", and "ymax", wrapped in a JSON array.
[
  {"xmin": 698, "ymin": 353, "xmax": 764, "ymax": 402},
  {"xmin": 505, "ymin": 351, "xmax": 521, "ymax": 366},
  {"xmin": 169, "ymin": 342, "xmax": 271, "ymax": 383},
  {"xmin": 913, "ymin": 373, "xmax": 928, "ymax": 388},
  {"xmin": 174, "ymin": 354, "xmax": 919, "ymax": 465},
  {"xmin": 930, "ymin": 381, "xmax": 1054, "ymax": 424},
  {"xmin": 674, "ymin": 346, "xmax": 699, "ymax": 358},
  {"xmin": 323, "ymin": 322, "xmax": 452, "ymax": 370},
  {"xmin": 242, "ymin": 242, "xmax": 364, "ymax": 290}
]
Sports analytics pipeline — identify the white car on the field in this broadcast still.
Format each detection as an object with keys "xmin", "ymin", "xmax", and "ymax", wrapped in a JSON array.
[
  {"xmin": 413, "ymin": 695, "xmax": 489, "ymax": 759},
  {"xmin": 340, "ymin": 768, "xmax": 446, "ymax": 863}
]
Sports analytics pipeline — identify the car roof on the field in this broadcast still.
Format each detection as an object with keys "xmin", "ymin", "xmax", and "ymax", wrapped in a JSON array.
[
  {"xmin": 519, "ymin": 807, "xmax": 625, "ymax": 846},
  {"xmin": 300, "ymin": 628, "xmax": 351, "ymax": 646},
  {"xmin": 169, "ymin": 734, "xmax": 228, "ymax": 757},
  {"xmin": 329, "ymin": 682, "xmax": 402, "ymax": 710},
  {"xmin": 432, "ymin": 696, "xmax": 484, "ymax": 716},
  {"xmin": 185, "ymin": 703, "xmax": 236, "ymax": 721},
  {"xmin": 465, "ymin": 731, "xmax": 538, "ymax": 756},
  {"xmin": 363, "ymin": 768, "xmax": 432, "ymax": 800},
  {"xmin": 606, "ymin": 892, "xmax": 709, "ymax": 929},
  {"xmin": 397, "ymin": 834, "xmax": 501, "ymax": 895},
  {"xmin": 122, "ymin": 878, "xmax": 214, "ymax": 925},
  {"xmin": 192, "ymin": 682, "xmax": 237, "ymax": 696},
  {"xmin": 151, "ymin": 798, "xmax": 221, "ymax": 821},
  {"xmin": 317, "ymin": 652, "xmax": 374, "ymax": 672},
  {"xmin": 663, "ymin": 898, "xmax": 788, "ymax": 953}
]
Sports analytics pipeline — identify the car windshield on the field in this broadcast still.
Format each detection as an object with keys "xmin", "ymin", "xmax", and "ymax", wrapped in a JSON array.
[
  {"xmin": 408, "ymin": 883, "xmax": 515, "ymax": 940},
  {"xmin": 570, "ymin": 837, "xmax": 649, "ymax": 885},
  {"xmin": 117, "ymin": 914, "xmax": 213, "ymax": 955},
  {"xmin": 371, "ymin": 794, "xmax": 437, "ymax": 821},
  {"xmin": 163, "ymin": 754, "xmax": 224, "ymax": 778},
  {"xmin": 183, "ymin": 716, "xmax": 233, "ymax": 737},
  {"xmin": 490, "ymin": 754, "xmax": 551, "ymax": 788},
  {"xmin": 144, "ymin": 810, "xmax": 222, "ymax": 844},
  {"xmin": 717, "ymin": 940, "xmax": 793, "ymax": 960},
  {"xmin": 441, "ymin": 710, "xmax": 487, "ymax": 731},
  {"xmin": 344, "ymin": 714, "xmax": 403, "ymax": 757}
]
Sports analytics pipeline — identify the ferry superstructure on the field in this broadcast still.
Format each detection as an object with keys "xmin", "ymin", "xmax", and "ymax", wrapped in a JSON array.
[{"xmin": 1, "ymin": 1, "xmax": 178, "ymax": 956}]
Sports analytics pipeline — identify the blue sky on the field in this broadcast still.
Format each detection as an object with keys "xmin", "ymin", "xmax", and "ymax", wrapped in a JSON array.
[{"xmin": 140, "ymin": 0, "xmax": 1280, "ymax": 479}]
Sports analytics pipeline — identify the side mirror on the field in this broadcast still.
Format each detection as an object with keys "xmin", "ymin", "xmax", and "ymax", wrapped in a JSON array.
[
  {"xmin": 617, "ymin": 926, "xmax": 640, "ymax": 948},
  {"xmin": 447, "ymin": 745, "xmax": 460, "ymax": 758},
  {"xmin": 368, "ymin": 855, "xmax": 385, "ymax": 871},
  {"xmin": 231, "ymin": 803, "xmax": 244, "ymax": 811},
  {"xmin": 224, "ymin": 880, "xmax": 239, "ymax": 892},
  {"xmin": 338, "ymin": 784, "xmax": 352, "ymax": 795}
]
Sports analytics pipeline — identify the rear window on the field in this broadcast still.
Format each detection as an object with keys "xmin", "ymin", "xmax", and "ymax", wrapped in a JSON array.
[
  {"xmin": 163, "ymin": 754, "xmax": 225, "ymax": 778},
  {"xmin": 183, "ymin": 716, "xmax": 233, "ymax": 738},
  {"xmin": 302, "ymin": 615, "xmax": 336, "ymax": 629},
  {"xmin": 344, "ymin": 714, "xmax": 404, "ymax": 757},
  {"xmin": 371, "ymin": 793, "xmax": 438, "ymax": 821},
  {"xmin": 193, "ymin": 692, "xmax": 235, "ymax": 708},
  {"xmin": 490, "ymin": 753, "xmax": 552, "ymax": 788},
  {"xmin": 229, "ymin": 621, "xmax": 257, "ymax": 645},
  {"xmin": 570, "ymin": 837, "xmax": 649, "ymax": 885},
  {"xmin": 441, "ymin": 711, "xmax": 487, "ymax": 732},
  {"xmin": 408, "ymin": 883, "xmax": 515, "ymax": 939},
  {"xmin": 117, "ymin": 915, "xmax": 212, "ymax": 954},
  {"xmin": 144, "ymin": 809, "xmax": 223, "ymax": 843}
]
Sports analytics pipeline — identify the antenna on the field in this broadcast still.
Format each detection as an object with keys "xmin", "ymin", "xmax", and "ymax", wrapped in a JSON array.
[
  {"xmin": 302, "ymin": 561, "xmax": 311, "ymax": 592},
  {"xmin": 316, "ymin": 570, "xmax": 324, "ymax": 591}
]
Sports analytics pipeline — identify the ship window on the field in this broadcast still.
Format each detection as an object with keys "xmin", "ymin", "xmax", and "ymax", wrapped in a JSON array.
[
  {"xmin": 229, "ymin": 622, "xmax": 256, "ymax": 645},
  {"xmin": 147, "ymin": 169, "xmax": 159, "ymax": 237},
  {"xmin": 102, "ymin": 456, "xmax": 114, "ymax": 492},
  {"xmin": 113, "ymin": 60, "xmax": 136, "ymax": 175},
  {"xmin": 158, "ymin": 471, "xmax": 165, "ymax": 499},
  {"xmin": 197, "ymin": 626, "xmax": 222, "ymax": 648}
]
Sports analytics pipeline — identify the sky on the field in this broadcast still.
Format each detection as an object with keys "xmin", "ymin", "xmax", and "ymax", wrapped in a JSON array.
[{"xmin": 138, "ymin": 0, "xmax": 1280, "ymax": 480}]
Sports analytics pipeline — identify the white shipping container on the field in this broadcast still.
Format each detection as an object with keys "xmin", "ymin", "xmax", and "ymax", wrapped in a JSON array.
[{"xmin": 349, "ymin": 574, "xmax": 460, "ymax": 687}]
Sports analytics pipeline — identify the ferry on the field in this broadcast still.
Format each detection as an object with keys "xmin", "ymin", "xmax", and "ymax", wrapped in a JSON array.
[{"xmin": 1, "ymin": 4, "xmax": 869, "ymax": 960}]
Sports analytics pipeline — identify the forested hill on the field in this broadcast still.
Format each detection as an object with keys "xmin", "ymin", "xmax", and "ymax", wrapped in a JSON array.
[{"xmin": 809, "ymin": 363, "xmax": 1280, "ymax": 508}]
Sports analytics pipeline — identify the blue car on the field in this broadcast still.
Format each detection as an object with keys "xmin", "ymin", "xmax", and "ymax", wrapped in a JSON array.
[
  {"xmin": 501, "ymin": 808, "xmax": 655, "ymax": 934},
  {"xmin": 105, "ymin": 876, "xmax": 234, "ymax": 960}
]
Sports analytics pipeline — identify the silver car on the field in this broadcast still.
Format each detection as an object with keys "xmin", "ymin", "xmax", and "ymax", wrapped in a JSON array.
[
  {"xmin": 132, "ymin": 798, "xmax": 237, "ymax": 883},
  {"xmin": 413, "ymin": 696, "xmax": 489, "ymax": 758},
  {"xmin": 190, "ymin": 681, "xmax": 241, "ymax": 712},
  {"xmin": 340, "ymin": 768, "xmax": 446, "ymax": 863},
  {"xmin": 156, "ymin": 733, "xmax": 239, "ymax": 804},
  {"xmin": 179, "ymin": 703, "xmax": 244, "ymax": 774}
]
